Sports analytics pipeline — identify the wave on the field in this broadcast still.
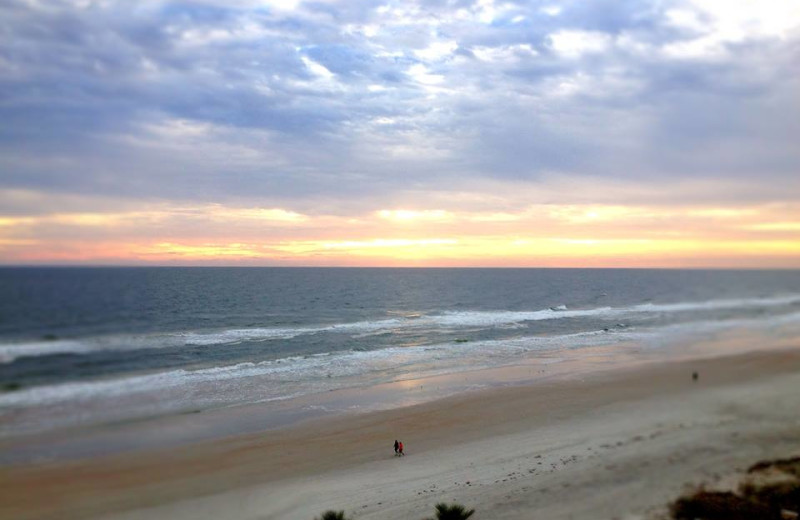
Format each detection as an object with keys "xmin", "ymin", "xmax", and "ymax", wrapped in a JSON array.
[
  {"xmin": 1, "ymin": 293, "xmax": 799, "ymax": 364},
  {"xmin": 0, "ymin": 318, "xmax": 406, "ymax": 364},
  {"xmin": 3, "ymin": 309, "xmax": 800, "ymax": 423},
  {"xmin": 0, "ymin": 327, "xmax": 634, "ymax": 409}
]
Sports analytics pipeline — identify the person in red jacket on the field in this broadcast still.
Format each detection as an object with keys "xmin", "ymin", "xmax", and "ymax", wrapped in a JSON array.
[{"xmin": 398, "ymin": 441, "xmax": 404, "ymax": 456}]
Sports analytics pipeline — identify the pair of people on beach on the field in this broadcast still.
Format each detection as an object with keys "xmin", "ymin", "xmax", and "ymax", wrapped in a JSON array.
[{"xmin": 393, "ymin": 439, "xmax": 404, "ymax": 456}]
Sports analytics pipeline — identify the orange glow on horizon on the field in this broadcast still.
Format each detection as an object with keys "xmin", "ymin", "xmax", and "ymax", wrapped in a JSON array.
[{"xmin": 0, "ymin": 197, "xmax": 798, "ymax": 268}]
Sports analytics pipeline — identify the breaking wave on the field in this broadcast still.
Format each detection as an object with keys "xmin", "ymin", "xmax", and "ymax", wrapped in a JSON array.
[{"xmin": 1, "ymin": 293, "xmax": 798, "ymax": 364}]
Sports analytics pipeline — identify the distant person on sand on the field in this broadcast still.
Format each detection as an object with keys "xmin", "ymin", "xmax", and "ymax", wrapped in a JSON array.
[
  {"xmin": 398, "ymin": 441, "xmax": 404, "ymax": 456},
  {"xmin": 394, "ymin": 439, "xmax": 399, "ymax": 455}
]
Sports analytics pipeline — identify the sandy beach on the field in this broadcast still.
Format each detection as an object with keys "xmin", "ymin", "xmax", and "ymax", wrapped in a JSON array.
[{"xmin": 2, "ymin": 345, "xmax": 800, "ymax": 520}]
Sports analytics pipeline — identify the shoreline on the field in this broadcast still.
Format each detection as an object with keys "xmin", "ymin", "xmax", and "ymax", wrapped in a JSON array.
[
  {"xmin": 2, "ymin": 344, "xmax": 800, "ymax": 519},
  {"xmin": 3, "ymin": 324, "xmax": 796, "ymax": 466}
]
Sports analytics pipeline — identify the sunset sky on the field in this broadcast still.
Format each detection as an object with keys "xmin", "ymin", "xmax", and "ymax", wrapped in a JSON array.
[{"xmin": 1, "ymin": 0, "xmax": 799, "ymax": 267}]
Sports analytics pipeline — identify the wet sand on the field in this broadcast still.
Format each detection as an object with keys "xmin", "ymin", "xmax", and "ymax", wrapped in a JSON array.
[{"xmin": 2, "ymin": 347, "xmax": 800, "ymax": 520}]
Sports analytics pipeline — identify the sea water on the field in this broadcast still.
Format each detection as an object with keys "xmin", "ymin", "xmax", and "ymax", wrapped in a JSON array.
[{"xmin": 1, "ymin": 267, "xmax": 800, "ymax": 446}]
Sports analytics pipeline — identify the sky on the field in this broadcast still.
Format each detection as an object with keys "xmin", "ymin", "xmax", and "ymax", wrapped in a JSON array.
[{"xmin": 0, "ymin": 0, "xmax": 799, "ymax": 267}]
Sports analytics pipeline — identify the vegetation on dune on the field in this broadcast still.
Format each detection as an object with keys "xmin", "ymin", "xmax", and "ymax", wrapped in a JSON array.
[
  {"xmin": 315, "ymin": 502, "xmax": 476, "ymax": 520},
  {"xmin": 315, "ymin": 511, "xmax": 349, "ymax": 520},
  {"xmin": 748, "ymin": 457, "xmax": 800, "ymax": 479},
  {"xmin": 426, "ymin": 502, "xmax": 476, "ymax": 520},
  {"xmin": 670, "ymin": 457, "xmax": 800, "ymax": 520},
  {"xmin": 671, "ymin": 490, "xmax": 771, "ymax": 519},
  {"xmin": 314, "ymin": 456, "xmax": 800, "ymax": 520}
]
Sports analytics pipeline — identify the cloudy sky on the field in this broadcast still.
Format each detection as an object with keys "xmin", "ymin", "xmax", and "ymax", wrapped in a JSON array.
[{"xmin": 1, "ymin": 0, "xmax": 799, "ymax": 266}]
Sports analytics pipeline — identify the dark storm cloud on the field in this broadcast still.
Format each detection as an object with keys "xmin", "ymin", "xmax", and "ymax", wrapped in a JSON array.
[{"xmin": 0, "ymin": 0, "xmax": 798, "ymax": 210}]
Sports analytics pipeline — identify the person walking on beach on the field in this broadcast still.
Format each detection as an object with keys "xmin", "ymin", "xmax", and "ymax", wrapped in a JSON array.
[
  {"xmin": 398, "ymin": 441, "xmax": 404, "ymax": 456},
  {"xmin": 394, "ymin": 439, "xmax": 399, "ymax": 455}
]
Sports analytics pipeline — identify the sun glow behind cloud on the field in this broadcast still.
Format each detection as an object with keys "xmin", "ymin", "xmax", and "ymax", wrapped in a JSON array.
[
  {"xmin": 376, "ymin": 210, "xmax": 454, "ymax": 222},
  {"xmin": 2, "ymin": 195, "xmax": 798, "ymax": 267}
]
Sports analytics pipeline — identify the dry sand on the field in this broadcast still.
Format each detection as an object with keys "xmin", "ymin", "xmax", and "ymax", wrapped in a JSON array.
[{"xmin": 2, "ymin": 348, "xmax": 800, "ymax": 520}]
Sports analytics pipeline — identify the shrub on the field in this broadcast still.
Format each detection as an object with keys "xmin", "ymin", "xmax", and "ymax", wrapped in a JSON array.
[
  {"xmin": 670, "ymin": 490, "xmax": 770, "ymax": 520},
  {"xmin": 427, "ymin": 502, "xmax": 476, "ymax": 520}
]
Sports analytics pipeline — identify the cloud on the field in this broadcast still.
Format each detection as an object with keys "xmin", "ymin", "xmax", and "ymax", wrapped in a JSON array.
[
  {"xmin": 549, "ymin": 30, "xmax": 612, "ymax": 57},
  {"xmin": 0, "ymin": 0, "xmax": 798, "ymax": 265}
]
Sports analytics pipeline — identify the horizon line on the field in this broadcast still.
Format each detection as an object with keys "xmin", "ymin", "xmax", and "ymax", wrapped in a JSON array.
[{"xmin": 1, "ymin": 264, "xmax": 799, "ymax": 271}]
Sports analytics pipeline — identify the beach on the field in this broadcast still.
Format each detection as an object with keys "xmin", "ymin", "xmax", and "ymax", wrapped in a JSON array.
[
  {"xmin": 4, "ymin": 0, "xmax": 800, "ymax": 513},
  {"xmin": 2, "ymin": 342, "xmax": 799, "ymax": 520}
]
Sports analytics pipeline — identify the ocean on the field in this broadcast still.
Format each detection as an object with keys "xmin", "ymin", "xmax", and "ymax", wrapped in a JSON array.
[{"xmin": 2, "ymin": 267, "xmax": 800, "ymax": 451}]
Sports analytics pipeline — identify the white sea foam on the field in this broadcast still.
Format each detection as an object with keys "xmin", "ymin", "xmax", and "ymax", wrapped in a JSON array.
[
  {"xmin": 629, "ymin": 294, "xmax": 800, "ymax": 313},
  {"xmin": 176, "ymin": 327, "xmax": 308, "ymax": 346},
  {"xmin": 0, "ymin": 339, "xmax": 94, "ymax": 364},
  {"xmin": 431, "ymin": 307, "xmax": 615, "ymax": 328},
  {"xmin": 1, "ymin": 294, "xmax": 799, "ymax": 364}
]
